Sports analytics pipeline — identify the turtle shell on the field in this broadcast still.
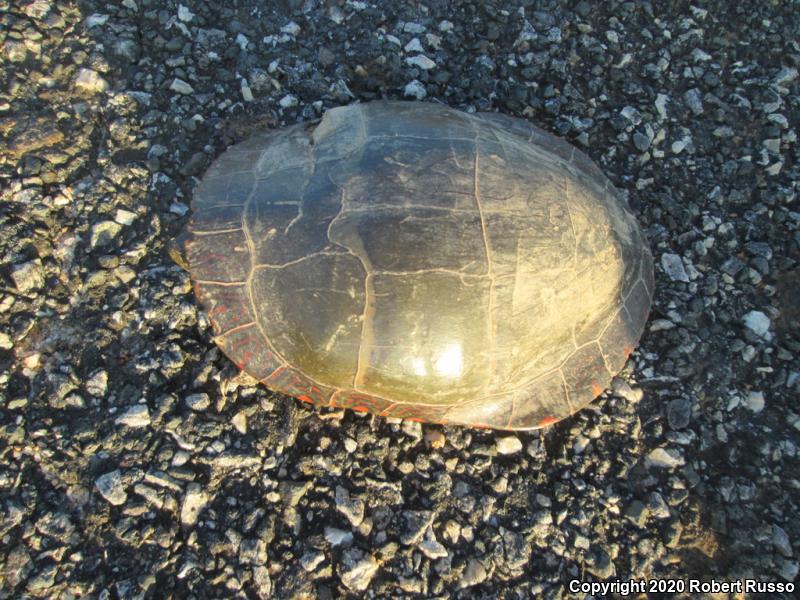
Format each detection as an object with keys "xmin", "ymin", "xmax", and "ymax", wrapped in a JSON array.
[{"xmin": 184, "ymin": 101, "xmax": 654, "ymax": 430}]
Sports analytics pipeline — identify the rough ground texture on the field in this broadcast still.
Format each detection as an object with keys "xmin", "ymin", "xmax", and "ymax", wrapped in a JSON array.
[{"xmin": 0, "ymin": 0, "xmax": 797, "ymax": 598}]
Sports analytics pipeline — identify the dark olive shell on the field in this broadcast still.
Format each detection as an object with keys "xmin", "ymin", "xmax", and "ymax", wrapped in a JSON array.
[{"xmin": 184, "ymin": 101, "xmax": 654, "ymax": 429}]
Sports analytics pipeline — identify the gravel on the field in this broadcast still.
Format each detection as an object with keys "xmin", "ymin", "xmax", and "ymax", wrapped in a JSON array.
[
  {"xmin": 114, "ymin": 404, "xmax": 151, "ymax": 428},
  {"xmin": 743, "ymin": 310, "xmax": 772, "ymax": 337},
  {"xmin": 495, "ymin": 436, "xmax": 523, "ymax": 455},
  {"xmin": 95, "ymin": 471, "xmax": 128, "ymax": 506},
  {"xmin": 0, "ymin": 0, "xmax": 798, "ymax": 597}
]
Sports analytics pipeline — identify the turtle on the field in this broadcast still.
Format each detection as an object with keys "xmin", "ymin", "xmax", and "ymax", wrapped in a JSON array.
[{"xmin": 177, "ymin": 101, "xmax": 654, "ymax": 430}]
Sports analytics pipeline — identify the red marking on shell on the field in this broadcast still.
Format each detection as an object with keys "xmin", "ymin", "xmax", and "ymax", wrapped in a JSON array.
[
  {"xmin": 334, "ymin": 391, "xmax": 390, "ymax": 414},
  {"xmin": 472, "ymin": 423, "xmax": 490, "ymax": 430},
  {"xmin": 591, "ymin": 382, "xmax": 604, "ymax": 397},
  {"xmin": 297, "ymin": 395, "xmax": 313, "ymax": 404},
  {"xmin": 265, "ymin": 367, "xmax": 332, "ymax": 406},
  {"xmin": 210, "ymin": 304, "xmax": 228, "ymax": 315},
  {"xmin": 406, "ymin": 417, "xmax": 424, "ymax": 423},
  {"xmin": 263, "ymin": 367, "xmax": 287, "ymax": 388},
  {"xmin": 352, "ymin": 405, "xmax": 369, "ymax": 413},
  {"xmin": 236, "ymin": 351, "xmax": 254, "ymax": 371},
  {"xmin": 304, "ymin": 386, "xmax": 327, "ymax": 406},
  {"xmin": 539, "ymin": 416, "xmax": 559, "ymax": 427},
  {"xmin": 623, "ymin": 345, "xmax": 634, "ymax": 357},
  {"xmin": 230, "ymin": 332, "xmax": 258, "ymax": 349}
]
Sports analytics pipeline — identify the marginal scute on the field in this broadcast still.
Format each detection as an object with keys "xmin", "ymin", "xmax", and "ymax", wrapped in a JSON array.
[
  {"xmin": 218, "ymin": 323, "xmax": 283, "ymax": 379},
  {"xmin": 187, "ymin": 101, "xmax": 654, "ymax": 430},
  {"xmin": 190, "ymin": 204, "xmax": 245, "ymax": 232},
  {"xmin": 196, "ymin": 283, "xmax": 252, "ymax": 334},
  {"xmin": 186, "ymin": 230, "xmax": 250, "ymax": 282},
  {"xmin": 193, "ymin": 171, "xmax": 255, "ymax": 211}
]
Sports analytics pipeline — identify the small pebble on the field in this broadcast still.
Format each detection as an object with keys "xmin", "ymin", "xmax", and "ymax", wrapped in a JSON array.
[
  {"xmin": 404, "ymin": 38, "xmax": 424, "ymax": 53},
  {"xmin": 743, "ymin": 311, "xmax": 771, "ymax": 338},
  {"xmin": 404, "ymin": 80, "xmax": 427, "ymax": 100},
  {"xmin": 95, "ymin": 470, "xmax": 127, "ymax": 505},
  {"xmin": 744, "ymin": 390, "xmax": 765, "ymax": 413},
  {"xmin": 405, "ymin": 55, "xmax": 436, "ymax": 70},
  {"xmin": 231, "ymin": 411, "xmax": 247, "ymax": 434},
  {"xmin": 325, "ymin": 527, "xmax": 353, "ymax": 547},
  {"xmin": 646, "ymin": 448, "xmax": 685, "ymax": 469},
  {"xmin": 185, "ymin": 393, "xmax": 210, "ymax": 411},
  {"xmin": 661, "ymin": 253, "xmax": 689, "ymax": 282},
  {"xmin": 181, "ymin": 484, "xmax": 209, "ymax": 527},
  {"xmin": 279, "ymin": 94, "xmax": 298, "ymax": 108},
  {"xmin": 12, "ymin": 260, "xmax": 45, "ymax": 293},
  {"xmin": 496, "ymin": 436, "xmax": 523, "ymax": 455},
  {"xmin": 170, "ymin": 78, "xmax": 194, "ymax": 95},
  {"xmin": 339, "ymin": 549, "xmax": 379, "ymax": 592},
  {"xmin": 75, "ymin": 68, "xmax": 109, "ymax": 93},
  {"xmin": 115, "ymin": 404, "xmax": 151, "ymax": 428}
]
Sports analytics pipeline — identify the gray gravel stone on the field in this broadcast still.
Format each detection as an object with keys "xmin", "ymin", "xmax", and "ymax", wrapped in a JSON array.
[
  {"xmin": 4, "ymin": 545, "xmax": 33, "ymax": 589},
  {"xmin": 667, "ymin": 397, "xmax": 692, "ymax": 429},
  {"xmin": 170, "ymin": 78, "xmax": 194, "ymax": 94},
  {"xmin": 405, "ymin": 55, "xmax": 436, "ymax": 70},
  {"xmin": 458, "ymin": 558, "xmax": 488, "ymax": 588},
  {"xmin": 496, "ymin": 436, "xmax": 523, "ymax": 455},
  {"xmin": 115, "ymin": 404, "xmax": 151, "ymax": 428},
  {"xmin": 75, "ymin": 68, "xmax": 108, "ymax": 93},
  {"xmin": 418, "ymin": 529, "xmax": 448, "ymax": 559},
  {"xmin": 185, "ymin": 393, "xmax": 211, "ymax": 411},
  {"xmin": 648, "ymin": 492, "xmax": 671, "ymax": 519},
  {"xmin": 661, "ymin": 253, "xmax": 689, "ymax": 282},
  {"xmin": 338, "ymin": 549, "xmax": 379, "ymax": 592},
  {"xmin": 300, "ymin": 550, "xmax": 325, "ymax": 572},
  {"xmin": 11, "ymin": 260, "xmax": 45, "ymax": 293},
  {"xmin": 778, "ymin": 560, "xmax": 799, "ymax": 582},
  {"xmin": 400, "ymin": 510, "xmax": 435, "ymax": 545},
  {"xmin": 586, "ymin": 547, "xmax": 615, "ymax": 578},
  {"xmin": 279, "ymin": 94, "xmax": 299, "ymax": 108},
  {"xmin": 773, "ymin": 524, "xmax": 793, "ymax": 557},
  {"xmin": 95, "ymin": 470, "xmax": 127, "ymax": 506},
  {"xmin": 335, "ymin": 485, "xmax": 365, "ymax": 528},
  {"xmin": 683, "ymin": 88, "xmax": 704, "ymax": 114},
  {"xmin": 181, "ymin": 484, "xmax": 209, "ymax": 527},
  {"xmin": 745, "ymin": 390, "xmax": 765, "ymax": 413},
  {"xmin": 743, "ymin": 311, "xmax": 771, "ymax": 337},
  {"xmin": 646, "ymin": 448, "xmax": 685, "ymax": 469},
  {"xmin": 632, "ymin": 131, "xmax": 651, "ymax": 152},
  {"xmin": 85, "ymin": 369, "xmax": 109, "ymax": 397},
  {"xmin": 90, "ymin": 220, "xmax": 122, "ymax": 248},
  {"xmin": 404, "ymin": 80, "xmax": 427, "ymax": 99},
  {"xmin": 501, "ymin": 527, "xmax": 531, "ymax": 570},
  {"xmin": 611, "ymin": 377, "xmax": 644, "ymax": 403},
  {"xmin": 324, "ymin": 527, "xmax": 353, "ymax": 547},
  {"xmin": 625, "ymin": 500, "xmax": 648, "ymax": 527}
]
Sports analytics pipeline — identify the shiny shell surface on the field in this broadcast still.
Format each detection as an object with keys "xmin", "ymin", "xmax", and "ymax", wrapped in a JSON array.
[{"xmin": 185, "ymin": 101, "xmax": 654, "ymax": 429}]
